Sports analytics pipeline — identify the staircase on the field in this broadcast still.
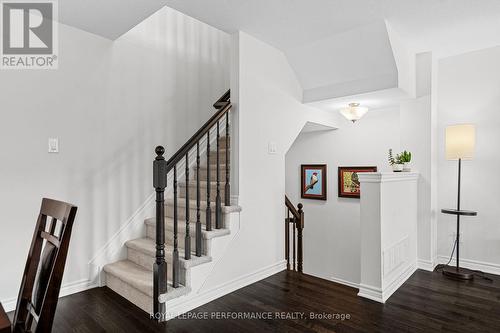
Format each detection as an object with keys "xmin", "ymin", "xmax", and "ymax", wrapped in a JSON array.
[{"xmin": 103, "ymin": 91, "xmax": 240, "ymax": 316}]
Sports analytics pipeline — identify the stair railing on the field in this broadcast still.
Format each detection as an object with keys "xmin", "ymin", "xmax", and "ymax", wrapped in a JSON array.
[
  {"xmin": 285, "ymin": 195, "xmax": 304, "ymax": 273},
  {"xmin": 152, "ymin": 90, "xmax": 231, "ymax": 318}
]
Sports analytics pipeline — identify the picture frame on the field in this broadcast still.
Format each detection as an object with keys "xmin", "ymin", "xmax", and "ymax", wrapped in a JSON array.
[
  {"xmin": 301, "ymin": 164, "xmax": 327, "ymax": 200},
  {"xmin": 338, "ymin": 166, "xmax": 377, "ymax": 198}
]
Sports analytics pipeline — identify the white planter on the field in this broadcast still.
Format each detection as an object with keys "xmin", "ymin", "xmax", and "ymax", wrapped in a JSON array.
[
  {"xmin": 403, "ymin": 163, "xmax": 411, "ymax": 172},
  {"xmin": 392, "ymin": 164, "xmax": 404, "ymax": 172}
]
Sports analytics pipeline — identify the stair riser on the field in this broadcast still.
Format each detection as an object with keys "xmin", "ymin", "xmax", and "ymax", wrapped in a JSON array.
[
  {"xmin": 208, "ymin": 151, "xmax": 230, "ymax": 163},
  {"xmin": 215, "ymin": 136, "xmax": 230, "ymax": 146},
  {"xmin": 179, "ymin": 184, "xmax": 227, "ymax": 201},
  {"xmin": 105, "ymin": 274, "xmax": 152, "ymax": 314},
  {"xmin": 197, "ymin": 168, "xmax": 229, "ymax": 182},
  {"xmin": 165, "ymin": 204, "xmax": 226, "ymax": 224},
  {"xmin": 145, "ymin": 224, "xmax": 209, "ymax": 255},
  {"xmin": 127, "ymin": 247, "xmax": 187, "ymax": 286}
]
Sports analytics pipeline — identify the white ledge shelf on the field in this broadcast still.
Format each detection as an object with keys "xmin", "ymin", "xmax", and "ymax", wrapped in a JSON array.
[{"xmin": 358, "ymin": 172, "xmax": 419, "ymax": 183}]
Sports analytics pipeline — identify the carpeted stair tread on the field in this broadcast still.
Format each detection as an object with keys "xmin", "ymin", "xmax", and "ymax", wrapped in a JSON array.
[
  {"xmin": 103, "ymin": 259, "xmax": 190, "ymax": 301},
  {"xmin": 144, "ymin": 217, "xmax": 231, "ymax": 239},
  {"xmin": 125, "ymin": 237, "xmax": 212, "ymax": 269}
]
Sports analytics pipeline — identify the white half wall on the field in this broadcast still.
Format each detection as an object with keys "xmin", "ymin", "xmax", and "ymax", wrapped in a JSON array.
[
  {"xmin": 437, "ymin": 46, "xmax": 500, "ymax": 272},
  {"xmin": 0, "ymin": 7, "xmax": 229, "ymax": 308},
  {"xmin": 285, "ymin": 107, "xmax": 401, "ymax": 285}
]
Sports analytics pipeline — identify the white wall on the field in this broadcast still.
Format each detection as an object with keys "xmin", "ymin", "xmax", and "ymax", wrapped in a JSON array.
[
  {"xmin": 201, "ymin": 31, "xmax": 339, "ymax": 288},
  {"xmin": 437, "ymin": 46, "xmax": 500, "ymax": 271},
  {"xmin": 0, "ymin": 6, "xmax": 229, "ymax": 305},
  {"xmin": 400, "ymin": 96, "xmax": 433, "ymax": 268},
  {"xmin": 285, "ymin": 107, "xmax": 401, "ymax": 285}
]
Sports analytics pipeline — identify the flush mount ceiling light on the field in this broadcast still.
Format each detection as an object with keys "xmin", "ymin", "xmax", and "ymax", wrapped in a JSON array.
[{"xmin": 339, "ymin": 103, "xmax": 368, "ymax": 123}]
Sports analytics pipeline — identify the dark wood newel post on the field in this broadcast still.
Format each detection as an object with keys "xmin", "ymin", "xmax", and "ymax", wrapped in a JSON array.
[
  {"xmin": 297, "ymin": 203, "xmax": 304, "ymax": 273},
  {"xmin": 153, "ymin": 146, "xmax": 167, "ymax": 318}
]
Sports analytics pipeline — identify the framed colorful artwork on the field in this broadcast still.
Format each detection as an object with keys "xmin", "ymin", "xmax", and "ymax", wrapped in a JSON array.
[
  {"xmin": 338, "ymin": 166, "xmax": 377, "ymax": 198},
  {"xmin": 301, "ymin": 164, "xmax": 327, "ymax": 200}
]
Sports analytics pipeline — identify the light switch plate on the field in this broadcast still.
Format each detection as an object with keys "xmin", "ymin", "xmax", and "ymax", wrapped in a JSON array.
[
  {"xmin": 268, "ymin": 141, "xmax": 277, "ymax": 154},
  {"xmin": 48, "ymin": 138, "xmax": 59, "ymax": 153}
]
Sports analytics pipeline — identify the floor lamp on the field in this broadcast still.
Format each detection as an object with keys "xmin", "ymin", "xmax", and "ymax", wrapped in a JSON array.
[{"xmin": 441, "ymin": 124, "xmax": 477, "ymax": 280}]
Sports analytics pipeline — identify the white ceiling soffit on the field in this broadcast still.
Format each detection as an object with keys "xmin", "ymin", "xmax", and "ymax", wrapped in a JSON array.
[
  {"xmin": 287, "ymin": 21, "xmax": 398, "ymax": 103},
  {"xmin": 59, "ymin": 0, "xmax": 168, "ymax": 40},
  {"xmin": 306, "ymin": 88, "xmax": 409, "ymax": 114},
  {"xmin": 301, "ymin": 121, "xmax": 337, "ymax": 133}
]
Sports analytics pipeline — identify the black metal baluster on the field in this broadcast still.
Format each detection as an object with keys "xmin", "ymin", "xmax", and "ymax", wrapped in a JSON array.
[
  {"xmin": 196, "ymin": 142, "xmax": 202, "ymax": 257},
  {"xmin": 225, "ymin": 112, "xmax": 230, "ymax": 206},
  {"xmin": 293, "ymin": 218, "xmax": 296, "ymax": 271},
  {"xmin": 285, "ymin": 209, "xmax": 290, "ymax": 271},
  {"xmin": 185, "ymin": 153, "xmax": 191, "ymax": 260},
  {"xmin": 153, "ymin": 146, "xmax": 167, "ymax": 318},
  {"xmin": 173, "ymin": 165, "xmax": 180, "ymax": 288},
  {"xmin": 206, "ymin": 132, "xmax": 212, "ymax": 231},
  {"xmin": 216, "ymin": 121, "xmax": 222, "ymax": 229}
]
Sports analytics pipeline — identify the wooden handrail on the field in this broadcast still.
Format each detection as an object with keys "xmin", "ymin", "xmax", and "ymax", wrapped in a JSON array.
[
  {"xmin": 284, "ymin": 195, "xmax": 304, "ymax": 272},
  {"xmin": 167, "ymin": 92, "xmax": 231, "ymax": 171},
  {"xmin": 213, "ymin": 90, "xmax": 231, "ymax": 109},
  {"xmin": 285, "ymin": 195, "xmax": 300, "ymax": 220}
]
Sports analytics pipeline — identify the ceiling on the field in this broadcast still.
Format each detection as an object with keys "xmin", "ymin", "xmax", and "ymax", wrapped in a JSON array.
[
  {"xmin": 307, "ymin": 88, "xmax": 408, "ymax": 112},
  {"xmin": 164, "ymin": 0, "xmax": 500, "ymax": 54},
  {"xmin": 55, "ymin": 0, "xmax": 500, "ymax": 107},
  {"xmin": 59, "ymin": 0, "xmax": 167, "ymax": 40},
  {"xmin": 163, "ymin": 0, "xmax": 500, "ymax": 104}
]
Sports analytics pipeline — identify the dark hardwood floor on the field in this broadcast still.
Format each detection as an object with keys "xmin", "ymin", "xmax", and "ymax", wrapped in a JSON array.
[{"xmin": 12, "ymin": 269, "xmax": 500, "ymax": 332}]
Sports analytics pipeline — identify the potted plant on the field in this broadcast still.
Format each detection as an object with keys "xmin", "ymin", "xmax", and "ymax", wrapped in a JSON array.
[
  {"xmin": 388, "ymin": 149, "xmax": 403, "ymax": 172},
  {"xmin": 400, "ymin": 150, "xmax": 412, "ymax": 172}
]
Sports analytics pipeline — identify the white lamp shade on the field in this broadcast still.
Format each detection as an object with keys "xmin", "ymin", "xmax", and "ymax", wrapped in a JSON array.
[
  {"xmin": 445, "ymin": 124, "xmax": 475, "ymax": 160},
  {"xmin": 339, "ymin": 103, "xmax": 368, "ymax": 122}
]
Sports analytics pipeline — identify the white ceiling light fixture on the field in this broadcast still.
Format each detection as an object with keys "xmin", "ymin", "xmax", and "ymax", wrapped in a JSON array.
[{"xmin": 339, "ymin": 102, "xmax": 368, "ymax": 123}]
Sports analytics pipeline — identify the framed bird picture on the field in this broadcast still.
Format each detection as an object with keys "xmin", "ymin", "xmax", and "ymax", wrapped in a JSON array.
[
  {"xmin": 338, "ymin": 166, "xmax": 377, "ymax": 198},
  {"xmin": 301, "ymin": 164, "xmax": 327, "ymax": 200}
]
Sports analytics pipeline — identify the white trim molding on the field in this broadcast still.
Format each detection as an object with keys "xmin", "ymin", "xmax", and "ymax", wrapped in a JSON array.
[
  {"xmin": 165, "ymin": 260, "xmax": 287, "ymax": 320},
  {"xmin": 437, "ymin": 255, "xmax": 500, "ymax": 276},
  {"xmin": 1, "ymin": 278, "xmax": 97, "ymax": 312},
  {"xmin": 417, "ymin": 258, "xmax": 435, "ymax": 271},
  {"xmin": 358, "ymin": 262, "xmax": 417, "ymax": 303},
  {"xmin": 357, "ymin": 284, "xmax": 384, "ymax": 303},
  {"xmin": 88, "ymin": 193, "xmax": 155, "ymax": 286},
  {"xmin": 358, "ymin": 172, "xmax": 419, "ymax": 183},
  {"xmin": 326, "ymin": 276, "xmax": 360, "ymax": 290}
]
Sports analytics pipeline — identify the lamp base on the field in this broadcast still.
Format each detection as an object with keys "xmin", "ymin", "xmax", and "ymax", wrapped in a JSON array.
[{"xmin": 442, "ymin": 265, "xmax": 475, "ymax": 280}]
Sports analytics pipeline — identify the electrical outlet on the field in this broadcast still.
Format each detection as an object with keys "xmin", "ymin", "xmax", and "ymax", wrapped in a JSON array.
[
  {"xmin": 48, "ymin": 138, "xmax": 59, "ymax": 153},
  {"xmin": 268, "ymin": 141, "xmax": 277, "ymax": 154}
]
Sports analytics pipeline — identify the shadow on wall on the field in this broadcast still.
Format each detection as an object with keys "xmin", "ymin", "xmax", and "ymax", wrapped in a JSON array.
[{"xmin": 0, "ymin": 6, "xmax": 230, "ymax": 305}]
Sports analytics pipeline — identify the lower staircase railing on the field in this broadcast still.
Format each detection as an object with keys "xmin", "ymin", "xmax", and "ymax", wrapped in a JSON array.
[
  {"xmin": 152, "ymin": 90, "xmax": 231, "ymax": 318},
  {"xmin": 285, "ymin": 195, "xmax": 304, "ymax": 273}
]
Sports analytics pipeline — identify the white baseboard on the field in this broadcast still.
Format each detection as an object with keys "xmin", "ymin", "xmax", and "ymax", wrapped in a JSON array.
[
  {"xmin": 88, "ymin": 193, "xmax": 155, "ymax": 286},
  {"xmin": 1, "ymin": 278, "xmax": 97, "ymax": 313},
  {"xmin": 417, "ymin": 258, "xmax": 435, "ymax": 271},
  {"xmin": 357, "ymin": 284, "xmax": 383, "ymax": 303},
  {"xmin": 358, "ymin": 262, "xmax": 417, "ymax": 303},
  {"xmin": 437, "ymin": 255, "xmax": 500, "ymax": 275},
  {"xmin": 382, "ymin": 262, "xmax": 417, "ymax": 301},
  {"xmin": 165, "ymin": 260, "xmax": 286, "ymax": 320},
  {"xmin": 325, "ymin": 276, "xmax": 359, "ymax": 290}
]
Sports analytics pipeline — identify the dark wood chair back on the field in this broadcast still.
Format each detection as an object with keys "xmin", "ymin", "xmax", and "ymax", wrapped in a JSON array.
[{"xmin": 10, "ymin": 198, "xmax": 77, "ymax": 333}]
